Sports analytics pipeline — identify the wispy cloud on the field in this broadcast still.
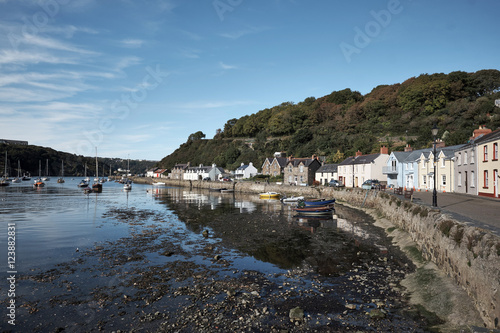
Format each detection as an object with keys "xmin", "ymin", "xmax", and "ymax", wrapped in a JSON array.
[
  {"xmin": 120, "ymin": 39, "xmax": 145, "ymax": 48},
  {"xmin": 0, "ymin": 50, "xmax": 75, "ymax": 65},
  {"xmin": 219, "ymin": 61, "xmax": 238, "ymax": 70},
  {"xmin": 23, "ymin": 34, "xmax": 98, "ymax": 55},
  {"xmin": 219, "ymin": 26, "xmax": 270, "ymax": 39}
]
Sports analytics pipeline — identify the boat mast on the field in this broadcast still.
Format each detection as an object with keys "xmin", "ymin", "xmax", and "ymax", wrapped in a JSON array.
[{"xmin": 95, "ymin": 147, "xmax": 98, "ymax": 180}]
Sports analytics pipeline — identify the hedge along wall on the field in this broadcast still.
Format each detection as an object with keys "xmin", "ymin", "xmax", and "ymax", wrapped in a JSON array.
[{"xmin": 145, "ymin": 179, "xmax": 500, "ymax": 328}]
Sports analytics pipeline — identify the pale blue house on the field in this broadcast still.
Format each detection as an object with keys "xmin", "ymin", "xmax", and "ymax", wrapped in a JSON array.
[
  {"xmin": 383, "ymin": 151, "xmax": 412, "ymax": 188},
  {"xmin": 401, "ymin": 148, "xmax": 432, "ymax": 190}
]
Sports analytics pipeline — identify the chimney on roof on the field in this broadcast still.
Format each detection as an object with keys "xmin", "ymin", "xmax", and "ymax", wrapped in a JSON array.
[
  {"xmin": 404, "ymin": 144, "xmax": 413, "ymax": 152},
  {"xmin": 380, "ymin": 146, "xmax": 389, "ymax": 155},
  {"xmin": 288, "ymin": 155, "xmax": 294, "ymax": 161},
  {"xmin": 472, "ymin": 125, "xmax": 492, "ymax": 139},
  {"xmin": 312, "ymin": 154, "xmax": 318, "ymax": 160},
  {"xmin": 435, "ymin": 140, "xmax": 446, "ymax": 149},
  {"xmin": 355, "ymin": 150, "xmax": 362, "ymax": 157}
]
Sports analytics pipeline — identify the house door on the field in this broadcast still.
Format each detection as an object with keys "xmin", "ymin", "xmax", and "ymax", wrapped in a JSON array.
[
  {"xmin": 464, "ymin": 171, "xmax": 468, "ymax": 194},
  {"xmin": 354, "ymin": 177, "xmax": 358, "ymax": 187},
  {"xmin": 494, "ymin": 169, "xmax": 498, "ymax": 198}
]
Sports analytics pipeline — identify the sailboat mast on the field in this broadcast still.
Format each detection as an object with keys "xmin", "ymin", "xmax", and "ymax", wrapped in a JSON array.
[{"xmin": 95, "ymin": 147, "xmax": 98, "ymax": 179}]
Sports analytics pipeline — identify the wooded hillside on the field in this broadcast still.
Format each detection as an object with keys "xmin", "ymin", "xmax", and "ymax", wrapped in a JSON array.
[{"xmin": 159, "ymin": 70, "xmax": 500, "ymax": 170}]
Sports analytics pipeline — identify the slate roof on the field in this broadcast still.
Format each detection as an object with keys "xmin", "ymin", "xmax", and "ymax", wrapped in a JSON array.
[
  {"xmin": 286, "ymin": 158, "xmax": 320, "ymax": 167},
  {"xmin": 316, "ymin": 164, "xmax": 338, "ymax": 173},
  {"xmin": 339, "ymin": 153, "xmax": 382, "ymax": 166}
]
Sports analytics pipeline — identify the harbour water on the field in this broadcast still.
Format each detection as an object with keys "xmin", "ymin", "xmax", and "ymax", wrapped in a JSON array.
[{"xmin": 0, "ymin": 179, "xmax": 435, "ymax": 332}]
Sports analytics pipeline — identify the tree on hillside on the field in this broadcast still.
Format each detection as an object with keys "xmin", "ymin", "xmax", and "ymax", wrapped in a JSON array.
[{"xmin": 188, "ymin": 131, "xmax": 206, "ymax": 141}]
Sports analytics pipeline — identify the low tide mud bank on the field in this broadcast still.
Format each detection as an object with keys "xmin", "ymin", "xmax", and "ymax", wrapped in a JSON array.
[{"xmin": 140, "ymin": 178, "xmax": 500, "ymax": 330}]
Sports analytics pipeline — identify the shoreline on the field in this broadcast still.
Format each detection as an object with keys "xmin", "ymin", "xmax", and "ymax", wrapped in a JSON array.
[{"xmin": 132, "ymin": 177, "xmax": 500, "ymax": 330}]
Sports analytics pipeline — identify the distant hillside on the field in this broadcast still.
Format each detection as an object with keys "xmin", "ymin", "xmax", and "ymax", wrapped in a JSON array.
[
  {"xmin": 0, "ymin": 144, "xmax": 157, "ymax": 177},
  {"xmin": 158, "ymin": 70, "xmax": 500, "ymax": 170}
]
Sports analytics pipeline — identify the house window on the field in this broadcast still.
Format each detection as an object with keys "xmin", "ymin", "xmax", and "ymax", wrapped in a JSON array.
[
  {"xmin": 484, "ymin": 170, "xmax": 488, "ymax": 188},
  {"xmin": 458, "ymin": 172, "xmax": 462, "ymax": 186},
  {"xmin": 484, "ymin": 146, "xmax": 488, "ymax": 162},
  {"xmin": 441, "ymin": 157, "xmax": 445, "ymax": 167},
  {"xmin": 494, "ymin": 143, "xmax": 499, "ymax": 161},
  {"xmin": 422, "ymin": 175, "xmax": 426, "ymax": 186},
  {"xmin": 289, "ymin": 166, "xmax": 292, "ymax": 172},
  {"xmin": 299, "ymin": 165, "xmax": 304, "ymax": 173},
  {"xmin": 471, "ymin": 171, "xmax": 475, "ymax": 188},
  {"xmin": 458, "ymin": 153, "xmax": 461, "ymax": 165},
  {"xmin": 441, "ymin": 175, "xmax": 446, "ymax": 187},
  {"xmin": 471, "ymin": 149, "xmax": 475, "ymax": 164},
  {"xmin": 464, "ymin": 151, "xmax": 468, "ymax": 165}
]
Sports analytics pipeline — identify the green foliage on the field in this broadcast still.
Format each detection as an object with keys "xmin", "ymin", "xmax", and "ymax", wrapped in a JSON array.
[
  {"xmin": 188, "ymin": 131, "xmax": 206, "ymax": 141},
  {"xmin": 158, "ymin": 70, "xmax": 500, "ymax": 171},
  {"xmin": 0, "ymin": 144, "xmax": 156, "ymax": 176}
]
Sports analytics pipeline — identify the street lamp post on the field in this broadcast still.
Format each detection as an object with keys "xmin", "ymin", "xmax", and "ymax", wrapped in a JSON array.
[{"xmin": 432, "ymin": 124, "xmax": 439, "ymax": 207}]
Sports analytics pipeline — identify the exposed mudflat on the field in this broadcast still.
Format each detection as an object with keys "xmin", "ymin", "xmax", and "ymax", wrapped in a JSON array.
[{"xmin": 8, "ymin": 194, "xmax": 444, "ymax": 332}]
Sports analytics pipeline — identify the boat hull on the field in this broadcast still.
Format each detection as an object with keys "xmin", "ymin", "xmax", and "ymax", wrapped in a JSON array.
[
  {"xmin": 302, "ymin": 199, "xmax": 335, "ymax": 206},
  {"xmin": 259, "ymin": 192, "xmax": 280, "ymax": 199}
]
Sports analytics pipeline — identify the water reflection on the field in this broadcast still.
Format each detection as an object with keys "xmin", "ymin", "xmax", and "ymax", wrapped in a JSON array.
[{"xmin": 150, "ymin": 186, "xmax": 388, "ymax": 275}]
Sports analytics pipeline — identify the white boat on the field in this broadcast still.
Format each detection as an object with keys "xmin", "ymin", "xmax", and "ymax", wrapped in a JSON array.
[
  {"xmin": 11, "ymin": 160, "xmax": 22, "ymax": 183},
  {"xmin": 42, "ymin": 159, "xmax": 50, "ymax": 181},
  {"xmin": 1, "ymin": 152, "xmax": 11, "ymax": 186},
  {"xmin": 78, "ymin": 163, "xmax": 89, "ymax": 187},
  {"xmin": 123, "ymin": 156, "xmax": 132, "ymax": 190},
  {"xmin": 57, "ymin": 161, "xmax": 65, "ymax": 183},
  {"xmin": 281, "ymin": 196, "xmax": 305, "ymax": 203},
  {"xmin": 92, "ymin": 147, "xmax": 102, "ymax": 193},
  {"xmin": 153, "ymin": 182, "xmax": 165, "ymax": 186}
]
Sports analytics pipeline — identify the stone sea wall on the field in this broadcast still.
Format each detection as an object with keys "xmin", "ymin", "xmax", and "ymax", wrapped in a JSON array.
[{"xmin": 133, "ymin": 177, "xmax": 500, "ymax": 328}]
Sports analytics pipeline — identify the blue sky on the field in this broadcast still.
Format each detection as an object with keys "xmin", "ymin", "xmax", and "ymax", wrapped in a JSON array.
[{"xmin": 0, "ymin": 0, "xmax": 499, "ymax": 161}]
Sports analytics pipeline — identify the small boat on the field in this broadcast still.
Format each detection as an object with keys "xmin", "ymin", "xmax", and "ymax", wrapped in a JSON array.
[
  {"xmin": 281, "ymin": 196, "xmax": 304, "ymax": 203},
  {"xmin": 78, "ymin": 179, "xmax": 89, "ymax": 187},
  {"xmin": 83, "ymin": 187, "xmax": 93, "ymax": 194},
  {"xmin": 57, "ymin": 161, "xmax": 65, "ymax": 183},
  {"xmin": 42, "ymin": 159, "xmax": 51, "ymax": 181},
  {"xmin": 123, "ymin": 183, "xmax": 132, "ymax": 191},
  {"xmin": 1, "ymin": 152, "xmax": 10, "ymax": 186},
  {"xmin": 221, "ymin": 188, "xmax": 234, "ymax": 193},
  {"xmin": 153, "ymin": 182, "xmax": 166, "ymax": 186},
  {"xmin": 302, "ymin": 199, "xmax": 336, "ymax": 206},
  {"xmin": 259, "ymin": 192, "xmax": 280, "ymax": 199},
  {"xmin": 294, "ymin": 205, "xmax": 333, "ymax": 213},
  {"xmin": 296, "ymin": 210, "xmax": 334, "ymax": 216},
  {"xmin": 12, "ymin": 160, "xmax": 22, "ymax": 183},
  {"xmin": 22, "ymin": 175, "xmax": 31, "ymax": 181},
  {"xmin": 33, "ymin": 161, "xmax": 45, "ymax": 188},
  {"xmin": 92, "ymin": 148, "xmax": 103, "ymax": 193}
]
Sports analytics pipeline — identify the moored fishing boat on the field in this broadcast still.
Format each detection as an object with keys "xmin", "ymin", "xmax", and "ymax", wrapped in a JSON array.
[
  {"xmin": 259, "ymin": 192, "xmax": 280, "ymax": 199},
  {"xmin": 92, "ymin": 148, "xmax": 102, "ymax": 193},
  {"xmin": 302, "ymin": 198, "xmax": 335, "ymax": 206}
]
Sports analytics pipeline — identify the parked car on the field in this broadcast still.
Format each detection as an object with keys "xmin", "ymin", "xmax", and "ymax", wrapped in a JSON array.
[
  {"xmin": 203, "ymin": 177, "xmax": 211, "ymax": 181},
  {"xmin": 328, "ymin": 179, "xmax": 344, "ymax": 187},
  {"xmin": 221, "ymin": 177, "xmax": 232, "ymax": 182},
  {"xmin": 362, "ymin": 179, "xmax": 380, "ymax": 189}
]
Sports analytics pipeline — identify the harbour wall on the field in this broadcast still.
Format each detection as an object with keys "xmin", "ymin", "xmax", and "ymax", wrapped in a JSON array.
[{"xmin": 133, "ymin": 177, "xmax": 500, "ymax": 328}]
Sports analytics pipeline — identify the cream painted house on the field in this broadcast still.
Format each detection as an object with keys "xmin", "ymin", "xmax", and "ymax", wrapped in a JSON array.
[{"xmin": 417, "ymin": 144, "xmax": 463, "ymax": 192}]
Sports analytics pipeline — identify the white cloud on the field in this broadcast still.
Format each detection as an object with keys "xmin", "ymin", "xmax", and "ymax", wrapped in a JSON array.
[
  {"xmin": 23, "ymin": 34, "xmax": 98, "ymax": 55},
  {"xmin": 120, "ymin": 39, "xmax": 145, "ymax": 48},
  {"xmin": 0, "ymin": 50, "xmax": 75, "ymax": 65},
  {"xmin": 219, "ymin": 61, "xmax": 238, "ymax": 70},
  {"xmin": 219, "ymin": 26, "xmax": 270, "ymax": 39}
]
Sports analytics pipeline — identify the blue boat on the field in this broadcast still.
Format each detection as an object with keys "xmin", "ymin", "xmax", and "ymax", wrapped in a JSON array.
[{"xmin": 302, "ymin": 199, "xmax": 335, "ymax": 206}]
